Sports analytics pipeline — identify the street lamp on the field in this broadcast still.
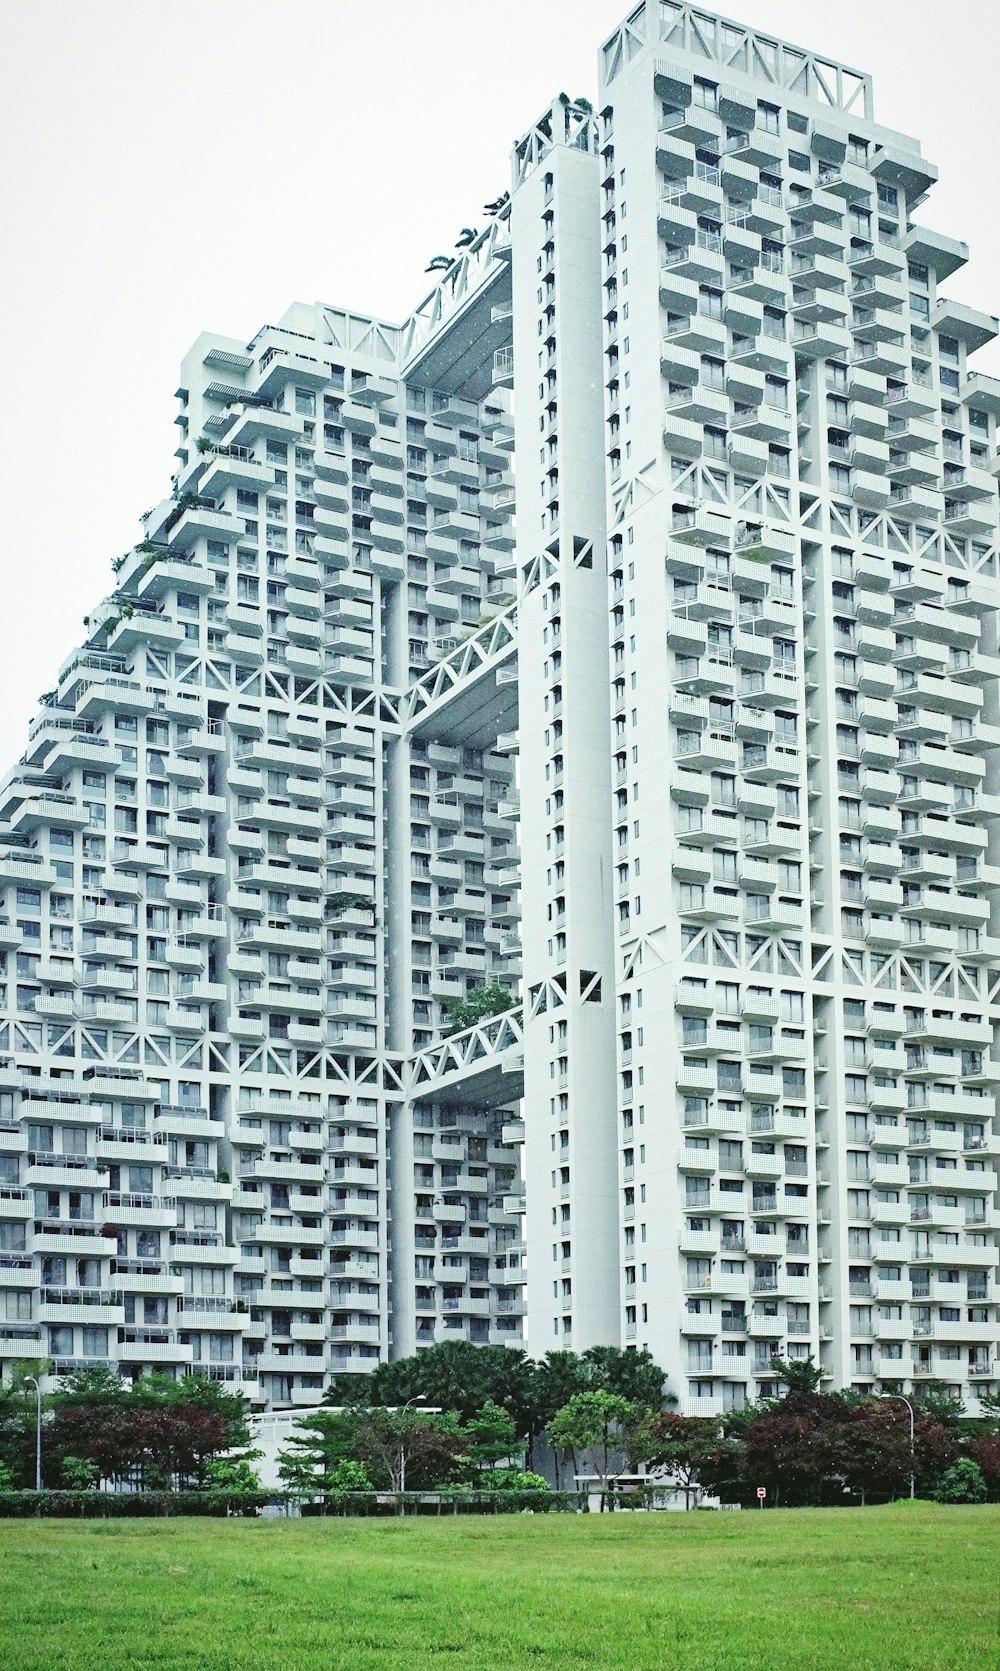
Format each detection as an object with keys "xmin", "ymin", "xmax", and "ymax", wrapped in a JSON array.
[
  {"xmin": 880, "ymin": 1393, "xmax": 915, "ymax": 1500},
  {"xmin": 22, "ymin": 1375, "xmax": 42, "ymax": 1492},
  {"xmin": 398, "ymin": 1394, "xmax": 426, "ymax": 1504}
]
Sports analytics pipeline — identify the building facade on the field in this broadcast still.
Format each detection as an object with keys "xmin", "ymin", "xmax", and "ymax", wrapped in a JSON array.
[{"xmin": 1, "ymin": 2, "xmax": 998, "ymax": 1414}]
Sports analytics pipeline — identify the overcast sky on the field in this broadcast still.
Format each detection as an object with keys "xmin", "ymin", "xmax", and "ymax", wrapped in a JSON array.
[{"xmin": 1, "ymin": 0, "xmax": 997, "ymax": 767}]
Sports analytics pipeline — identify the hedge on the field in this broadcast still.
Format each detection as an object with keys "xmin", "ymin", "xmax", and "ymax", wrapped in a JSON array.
[
  {"xmin": 305, "ymin": 1489, "xmax": 585, "ymax": 1516},
  {"xmin": 0, "ymin": 1488, "xmax": 589, "ymax": 1518},
  {"xmin": 0, "ymin": 1490, "xmax": 282, "ymax": 1518}
]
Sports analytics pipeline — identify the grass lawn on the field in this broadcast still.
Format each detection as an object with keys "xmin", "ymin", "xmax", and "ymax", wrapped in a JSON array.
[{"xmin": 0, "ymin": 1503, "xmax": 997, "ymax": 1670}]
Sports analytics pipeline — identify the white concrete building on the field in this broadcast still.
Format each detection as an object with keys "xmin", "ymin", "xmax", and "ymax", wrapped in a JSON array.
[{"xmin": 0, "ymin": 2, "xmax": 998, "ymax": 1414}]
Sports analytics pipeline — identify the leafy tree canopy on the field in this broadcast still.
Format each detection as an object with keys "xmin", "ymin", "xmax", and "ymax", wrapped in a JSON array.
[
  {"xmin": 934, "ymin": 1458, "xmax": 987, "ymax": 1504},
  {"xmin": 442, "ymin": 983, "xmax": 514, "ymax": 1036},
  {"xmin": 327, "ymin": 1341, "xmax": 671, "ymax": 1457},
  {"xmin": 0, "ymin": 1367, "xmax": 250, "ymax": 1491},
  {"xmin": 546, "ymin": 1391, "xmax": 640, "ymax": 1486}
]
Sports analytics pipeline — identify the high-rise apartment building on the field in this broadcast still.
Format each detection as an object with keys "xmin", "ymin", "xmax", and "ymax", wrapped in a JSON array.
[{"xmin": 2, "ymin": 2, "xmax": 998, "ymax": 1415}]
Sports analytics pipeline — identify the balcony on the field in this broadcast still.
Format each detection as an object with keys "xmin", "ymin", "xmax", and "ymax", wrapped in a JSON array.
[
  {"xmin": 673, "ymin": 730, "xmax": 738, "ymax": 773},
  {"xmin": 661, "ymin": 311, "xmax": 727, "ymax": 359},
  {"xmin": 744, "ymin": 900, "xmax": 801, "ymax": 934},
  {"xmin": 661, "ymin": 230, "xmax": 725, "ymax": 288}
]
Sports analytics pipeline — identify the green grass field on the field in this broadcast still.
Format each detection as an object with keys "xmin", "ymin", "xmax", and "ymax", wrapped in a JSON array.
[{"xmin": 1, "ymin": 1504, "xmax": 997, "ymax": 1670}]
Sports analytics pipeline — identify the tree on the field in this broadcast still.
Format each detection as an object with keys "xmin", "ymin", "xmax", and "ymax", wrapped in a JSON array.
[
  {"xmin": 326, "ymin": 1343, "xmax": 671, "ymax": 1477},
  {"xmin": 912, "ymin": 1414, "xmax": 960, "ymax": 1498},
  {"xmin": 636, "ymin": 1412, "xmax": 742, "ymax": 1508},
  {"xmin": 0, "ymin": 1361, "xmax": 53, "ymax": 1488},
  {"xmin": 54, "ymin": 1367, "xmax": 127, "ymax": 1406},
  {"xmin": 329, "ymin": 1358, "xmax": 422, "ymax": 1411},
  {"xmin": 468, "ymin": 1348, "xmax": 539, "ymax": 1452},
  {"xmin": 976, "ymin": 1389, "xmax": 1000, "ymax": 1430},
  {"xmin": 693, "ymin": 1385, "xmax": 962, "ymax": 1507},
  {"xmin": 329, "ymin": 1341, "xmax": 539, "ymax": 1452},
  {"xmin": 277, "ymin": 1410, "xmax": 362, "ymax": 1495},
  {"xmin": 127, "ymin": 1404, "xmax": 232, "ymax": 1489},
  {"xmin": 465, "ymin": 1401, "xmax": 518, "ymax": 1474},
  {"xmin": 535, "ymin": 1352, "xmax": 585, "ymax": 1422},
  {"xmin": 132, "ymin": 1371, "xmax": 250, "ymax": 1449},
  {"xmin": 546, "ymin": 1391, "xmax": 639, "ymax": 1509},
  {"xmin": 828, "ymin": 1400, "xmax": 915, "ymax": 1505},
  {"xmin": 770, "ymin": 1355, "xmax": 823, "ymax": 1394},
  {"xmin": 911, "ymin": 1385, "xmax": 965, "ymax": 1428},
  {"xmin": 402, "ymin": 1341, "xmax": 503, "ymax": 1425},
  {"xmin": 970, "ymin": 1433, "xmax": 1000, "ymax": 1499},
  {"xmin": 353, "ymin": 1408, "xmax": 469, "ymax": 1494},
  {"xmin": 740, "ymin": 1404, "xmax": 828, "ymax": 1507},
  {"xmin": 532, "ymin": 1353, "xmax": 586, "ymax": 1481},
  {"xmin": 46, "ymin": 1383, "xmax": 130, "ymax": 1487},
  {"xmin": 279, "ymin": 1407, "xmax": 470, "ymax": 1499},
  {"xmin": 205, "ymin": 1451, "xmax": 263, "ymax": 1492},
  {"xmin": 934, "ymin": 1458, "xmax": 987, "ymax": 1504},
  {"xmin": 442, "ymin": 982, "xmax": 513, "ymax": 1036},
  {"xmin": 579, "ymin": 1346, "xmax": 668, "ymax": 1412},
  {"xmin": 47, "ymin": 1370, "xmax": 246, "ymax": 1489}
]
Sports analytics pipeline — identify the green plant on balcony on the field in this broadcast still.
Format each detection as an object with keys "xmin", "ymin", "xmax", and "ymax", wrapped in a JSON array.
[
  {"xmin": 102, "ymin": 600, "xmax": 135, "ymax": 638},
  {"xmin": 327, "ymin": 892, "xmax": 376, "ymax": 921},
  {"xmin": 164, "ymin": 491, "xmax": 201, "ymax": 536},
  {"xmin": 443, "ymin": 982, "xmax": 513, "ymax": 1036}
]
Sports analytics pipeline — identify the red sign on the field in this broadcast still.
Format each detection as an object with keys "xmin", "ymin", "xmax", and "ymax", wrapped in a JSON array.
[{"xmin": 756, "ymin": 1486, "xmax": 766, "ymax": 1499}]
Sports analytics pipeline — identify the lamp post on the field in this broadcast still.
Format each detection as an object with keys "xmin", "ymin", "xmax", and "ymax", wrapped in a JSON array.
[
  {"xmin": 398, "ymin": 1395, "xmax": 426, "ymax": 1510},
  {"xmin": 23, "ymin": 1375, "xmax": 42, "ymax": 1492},
  {"xmin": 881, "ymin": 1393, "xmax": 915, "ymax": 1500}
]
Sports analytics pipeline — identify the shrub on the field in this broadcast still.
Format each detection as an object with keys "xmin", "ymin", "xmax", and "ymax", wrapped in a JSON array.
[
  {"xmin": 489, "ymin": 1470, "xmax": 549, "ymax": 1492},
  {"xmin": 934, "ymin": 1458, "xmax": 987, "ymax": 1504},
  {"xmin": 61, "ymin": 1457, "xmax": 98, "ymax": 1491}
]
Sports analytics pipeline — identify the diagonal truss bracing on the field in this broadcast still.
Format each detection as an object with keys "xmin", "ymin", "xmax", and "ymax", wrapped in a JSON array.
[
  {"xmin": 406, "ymin": 1006, "xmax": 524, "ymax": 1106},
  {"xmin": 404, "ymin": 606, "xmax": 518, "ymax": 743}
]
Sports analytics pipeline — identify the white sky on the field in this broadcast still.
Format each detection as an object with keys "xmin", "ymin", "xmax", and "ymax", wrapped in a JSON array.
[{"xmin": 1, "ymin": 0, "xmax": 998, "ymax": 768}]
